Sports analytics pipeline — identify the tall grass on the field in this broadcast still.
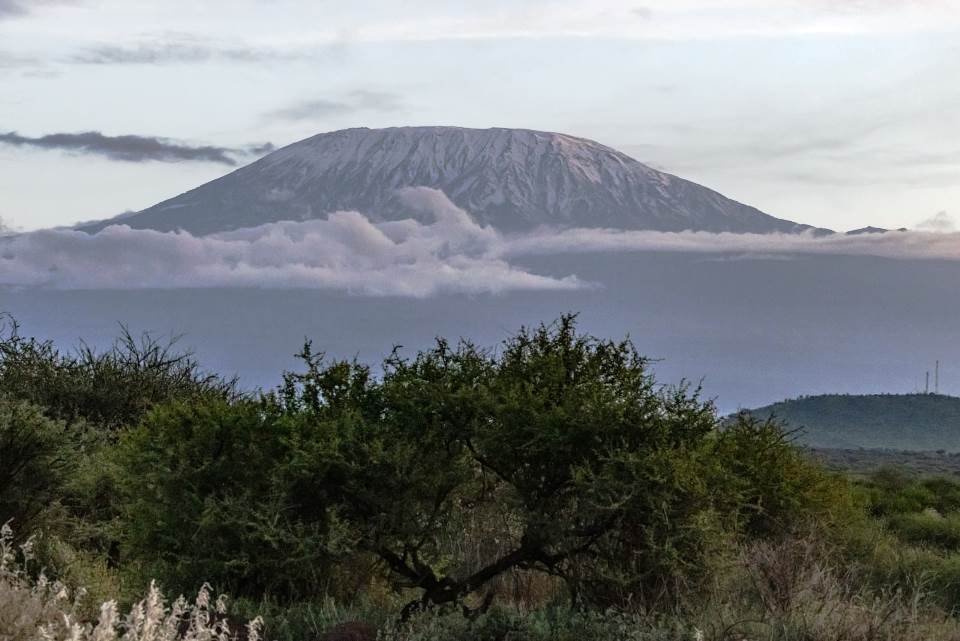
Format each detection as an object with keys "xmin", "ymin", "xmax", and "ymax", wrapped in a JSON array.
[
  {"xmin": 1, "ymin": 523, "xmax": 262, "ymax": 641},
  {"xmin": 7, "ymin": 522, "xmax": 960, "ymax": 641}
]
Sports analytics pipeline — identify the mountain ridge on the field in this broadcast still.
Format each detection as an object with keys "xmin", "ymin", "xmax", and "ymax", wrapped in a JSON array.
[{"xmin": 79, "ymin": 126, "xmax": 827, "ymax": 236}]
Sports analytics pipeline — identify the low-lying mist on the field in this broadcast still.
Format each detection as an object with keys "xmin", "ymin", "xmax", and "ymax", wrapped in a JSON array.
[{"xmin": 2, "ymin": 188, "xmax": 959, "ymax": 295}]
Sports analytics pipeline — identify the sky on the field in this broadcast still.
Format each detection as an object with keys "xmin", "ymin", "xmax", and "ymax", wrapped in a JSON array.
[{"xmin": 0, "ymin": 0, "xmax": 959, "ymax": 233}]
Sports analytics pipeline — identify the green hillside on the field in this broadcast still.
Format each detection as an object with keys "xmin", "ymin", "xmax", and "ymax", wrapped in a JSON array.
[{"xmin": 743, "ymin": 394, "xmax": 960, "ymax": 451}]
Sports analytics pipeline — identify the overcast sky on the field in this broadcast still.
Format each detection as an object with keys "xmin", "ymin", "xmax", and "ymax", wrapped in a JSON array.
[{"xmin": 1, "ymin": 0, "xmax": 958, "ymax": 232}]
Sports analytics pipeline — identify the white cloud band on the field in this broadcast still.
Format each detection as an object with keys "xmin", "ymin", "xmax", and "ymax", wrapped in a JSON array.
[
  {"xmin": 0, "ymin": 189, "xmax": 583, "ymax": 296},
  {"xmin": 502, "ymin": 225, "xmax": 960, "ymax": 263},
  {"xmin": 3, "ymin": 188, "xmax": 960, "ymax": 296}
]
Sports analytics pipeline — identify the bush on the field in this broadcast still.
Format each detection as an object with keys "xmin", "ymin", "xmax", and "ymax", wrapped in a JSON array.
[
  {"xmin": 114, "ymin": 398, "xmax": 351, "ymax": 601},
  {"xmin": 0, "ymin": 315, "xmax": 235, "ymax": 432},
  {"xmin": 889, "ymin": 511, "xmax": 960, "ymax": 550},
  {"xmin": 712, "ymin": 414, "xmax": 853, "ymax": 539},
  {"xmin": 0, "ymin": 396, "xmax": 75, "ymax": 534}
]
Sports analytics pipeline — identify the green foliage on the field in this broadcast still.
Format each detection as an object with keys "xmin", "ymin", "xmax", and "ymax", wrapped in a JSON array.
[
  {"xmin": 813, "ymin": 448, "xmax": 960, "ymax": 477},
  {"xmin": 713, "ymin": 414, "xmax": 851, "ymax": 538},
  {"xmin": 303, "ymin": 317, "xmax": 733, "ymax": 612},
  {"xmin": 239, "ymin": 316, "xmax": 832, "ymax": 613},
  {"xmin": 0, "ymin": 396, "xmax": 76, "ymax": 534},
  {"xmin": 105, "ymin": 315, "xmax": 845, "ymax": 615},
  {"xmin": 114, "ymin": 398, "xmax": 350, "ymax": 600},
  {"xmin": 379, "ymin": 606, "xmax": 688, "ymax": 641},
  {"xmin": 0, "ymin": 315, "xmax": 235, "ymax": 432},
  {"xmin": 843, "ymin": 472, "xmax": 960, "ymax": 613},
  {"xmin": 860, "ymin": 471, "xmax": 960, "ymax": 518},
  {"xmin": 889, "ymin": 511, "xmax": 960, "ymax": 549}
]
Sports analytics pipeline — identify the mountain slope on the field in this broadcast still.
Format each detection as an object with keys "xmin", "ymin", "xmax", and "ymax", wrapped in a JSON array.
[
  {"xmin": 742, "ymin": 394, "xmax": 960, "ymax": 451},
  {"xmin": 80, "ymin": 127, "xmax": 821, "ymax": 236}
]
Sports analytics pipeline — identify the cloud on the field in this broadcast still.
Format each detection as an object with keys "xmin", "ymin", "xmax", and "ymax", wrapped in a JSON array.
[
  {"xmin": 0, "ymin": 51, "xmax": 27, "ymax": 69},
  {"xmin": 332, "ymin": 0, "xmax": 960, "ymax": 41},
  {"xmin": 265, "ymin": 90, "xmax": 404, "ymax": 122},
  {"xmin": 246, "ymin": 142, "xmax": 277, "ymax": 155},
  {"xmin": 71, "ymin": 33, "xmax": 343, "ymax": 65},
  {"xmin": 0, "ymin": 0, "xmax": 72, "ymax": 20},
  {"xmin": 6, "ymin": 188, "xmax": 960, "ymax": 296},
  {"xmin": 502, "ymin": 226, "xmax": 960, "ymax": 263},
  {"xmin": 915, "ymin": 210, "xmax": 956, "ymax": 233},
  {"xmin": 807, "ymin": 0, "xmax": 930, "ymax": 14},
  {"xmin": 0, "ymin": 130, "xmax": 274, "ymax": 165},
  {"xmin": 0, "ymin": 0, "xmax": 23, "ymax": 17},
  {"xmin": 0, "ymin": 189, "xmax": 582, "ymax": 296}
]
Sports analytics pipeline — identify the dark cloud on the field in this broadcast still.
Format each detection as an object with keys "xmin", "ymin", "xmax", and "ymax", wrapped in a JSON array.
[
  {"xmin": 265, "ymin": 90, "xmax": 404, "ymax": 122},
  {"xmin": 0, "ymin": 0, "xmax": 36, "ymax": 18},
  {"xmin": 76, "ymin": 43, "xmax": 276, "ymax": 65},
  {"xmin": 245, "ymin": 142, "xmax": 277, "ymax": 155},
  {"xmin": 0, "ymin": 0, "xmax": 24, "ymax": 17},
  {"xmin": 0, "ymin": 130, "xmax": 275, "ymax": 165},
  {"xmin": 0, "ymin": 0, "xmax": 73, "ymax": 20},
  {"xmin": 71, "ymin": 33, "xmax": 345, "ymax": 65}
]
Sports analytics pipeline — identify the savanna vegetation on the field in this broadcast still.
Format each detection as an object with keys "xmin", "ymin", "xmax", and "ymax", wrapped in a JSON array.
[{"xmin": 5, "ymin": 312, "xmax": 960, "ymax": 640}]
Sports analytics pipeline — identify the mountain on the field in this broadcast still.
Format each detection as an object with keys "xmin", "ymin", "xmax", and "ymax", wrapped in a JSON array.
[
  {"xmin": 742, "ymin": 394, "xmax": 960, "ymax": 451},
  {"xmin": 846, "ymin": 226, "xmax": 908, "ymax": 235},
  {"xmin": 79, "ymin": 127, "xmax": 823, "ymax": 236}
]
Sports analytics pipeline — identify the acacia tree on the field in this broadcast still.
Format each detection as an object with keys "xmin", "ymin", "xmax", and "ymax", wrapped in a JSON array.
[
  {"xmin": 118, "ymin": 316, "xmax": 827, "ymax": 613},
  {"xmin": 282, "ymin": 315, "xmax": 724, "ymax": 615}
]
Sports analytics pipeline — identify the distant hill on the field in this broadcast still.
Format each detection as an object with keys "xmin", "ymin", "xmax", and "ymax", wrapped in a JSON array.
[{"xmin": 741, "ymin": 394, "xmax": 960, "ymax": 451}]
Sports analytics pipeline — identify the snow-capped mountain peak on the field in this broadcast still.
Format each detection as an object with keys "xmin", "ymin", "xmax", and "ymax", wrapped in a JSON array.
[{"xmin": 80, "ymin": 126, "xmax": 819, "ymax": 236}]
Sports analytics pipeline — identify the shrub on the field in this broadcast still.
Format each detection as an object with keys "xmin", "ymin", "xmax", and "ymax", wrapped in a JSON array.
[
  {"xmin": 712, "ymin": 414, "xmax": 853, "ymax": 539},
  {"xmin": 889, "ymin": 511, "xmax": 960, "ymax": 550},
  {"xmin": 0, "ymin": 396, "xmax": 75, "ymax": 534},
  {"xmin": 0, "ymin": 315, "xmax": 235, "ymax": 432},
  {"xmin": 114, "ymin": 398, "xmax": 351, "ymax": 601},
  {"xmin": 920, "ymin": 477, "xmax": 960, "ymax": 513},
  {"xmin": 855, "ymin": 469, "xmax": 960, "ymax": 518}
]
